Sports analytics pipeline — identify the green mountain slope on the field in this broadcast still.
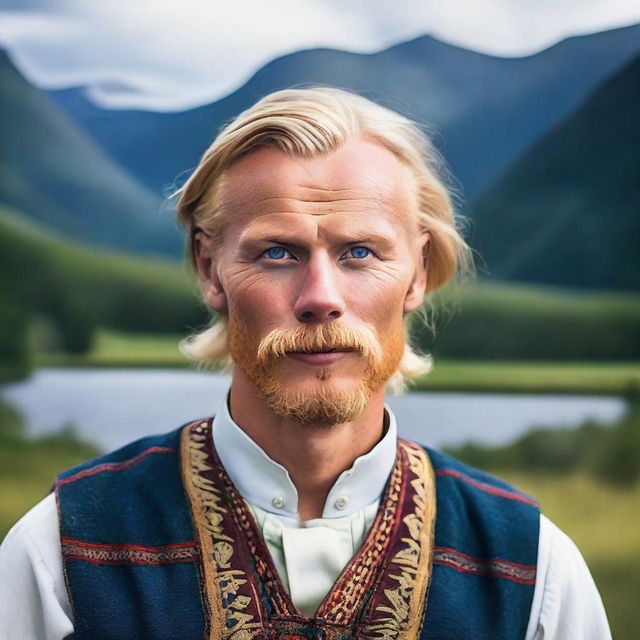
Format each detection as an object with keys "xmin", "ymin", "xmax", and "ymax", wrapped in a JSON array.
[
  {"xmin": 0, "ymin": 51, "xmax": 179, "ymax": 256},
  {"xmin": 421, "ymin": 281, "xmax": 640, "ymax": 361},
  {"xmin": 0, "ymin": 206, "xmax": 205, "ymax": 378},
  {"xmin": 470, "ymin": 54, "xmax": 640, "ymax": 290}
]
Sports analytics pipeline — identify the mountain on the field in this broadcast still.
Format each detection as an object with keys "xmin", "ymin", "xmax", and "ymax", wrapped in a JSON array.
[
  {"xmin": 469, "ymin": 54, "xmax": 640, "ymax": 290},
  {"xmin": 0, "ymin": 51, "xmax": 180, "ymax": 256},
  {"xmin": 50, "ymin": 23, "xmax": 640, "ymax": 200}
]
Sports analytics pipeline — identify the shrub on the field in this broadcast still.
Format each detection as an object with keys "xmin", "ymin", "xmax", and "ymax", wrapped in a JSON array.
[
  {"xmin": 446, "ymin": 400, "xmax": 640, "ymax": 487},
  {"xmin": 586, "ymin": 402, "xmax": 640, "ymax": 486},
  {"xmin": 0, "ymin": 292, "xmax": 30, "ymax": 380}
]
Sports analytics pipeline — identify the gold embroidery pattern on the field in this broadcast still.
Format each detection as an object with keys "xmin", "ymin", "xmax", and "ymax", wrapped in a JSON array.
[
  {"xmin": 229, "ymin": 491, "xmax": 293, "ymax": 616},
  {"xmin": 319, "ymin": 455, "xmax": 404, "ymax": 623},
  {"xmin": 181, "ymin": 420, "xmax": 262, "ymax": 640},
  {"xmin": 182, "ymin": 420, "xmax": 436, "ymax": 640},
  {"xmin": 362, "ymin": 442, "xmax": 436, "ymax": 640}
]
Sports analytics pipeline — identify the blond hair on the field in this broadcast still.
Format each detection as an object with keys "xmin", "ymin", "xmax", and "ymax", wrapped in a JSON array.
[{"xmin": 174, "ymin": 87, "xmax": 471, "ymax": 390}]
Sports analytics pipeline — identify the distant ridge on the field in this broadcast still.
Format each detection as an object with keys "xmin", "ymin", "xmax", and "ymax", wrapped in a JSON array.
[
  {"xmin": 50, "ymin": 23, "xmax": 640, "ymax": 201},
  {"xmin": 470, "ymin": 53, "xmax": 640, "ymax": 290},
  {"xmin": 0, "ymin": 51, "xmax": 180, "ymax": 256}
]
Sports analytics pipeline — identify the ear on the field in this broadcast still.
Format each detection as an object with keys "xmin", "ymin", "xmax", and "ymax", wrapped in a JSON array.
[
  {"xmin": 403, "ymin": 233, "xmax": 431, "ymax": 314},
  {"xmin": 192, "ymin": 230, "xmax": 227, "ymax": 312}
]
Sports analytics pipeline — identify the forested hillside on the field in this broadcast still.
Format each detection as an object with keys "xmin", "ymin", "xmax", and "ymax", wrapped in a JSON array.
[
  {"xmin": 471, "ymin": 53, "xmax": 640, "ymax": 290},
  {"xmin": 0, "ymin": 208, "xmax": 205, "ymax": 380}
]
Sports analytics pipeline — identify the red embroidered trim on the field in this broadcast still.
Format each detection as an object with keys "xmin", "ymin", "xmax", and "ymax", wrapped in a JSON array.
[
  {"xmin": 433, "ymin": 546, "xmax": 536, "ymax": 585},
  {"xmin": 317, "ymin": 443, "xmax": 406, "ymax": 621},
  {"xmin": 436, "ymin": 469, "xmax": 538, "ymax": 506},
  {"xmin": 57, "ymin": 446, "xmax": 176, "ymax": 487},
  {"xmin": 61, "ymin": 538, "xmax": 199, "ymax": 566}
]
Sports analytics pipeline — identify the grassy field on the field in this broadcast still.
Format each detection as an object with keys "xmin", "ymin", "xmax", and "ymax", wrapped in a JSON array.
[
  {"xmin": 36, "ymin": 329, "xmax": 640, "ymax": 396},
  {"xmin": 414, "ymin": 359, "xmax": 640, "ymax": 395},
  {"xmin": 36, "ymin": 330, "xmax": 191, "ymax": 368},
  {"xmin": 0, "ymin": 417, "xmax": 100, "ymax": 540}
]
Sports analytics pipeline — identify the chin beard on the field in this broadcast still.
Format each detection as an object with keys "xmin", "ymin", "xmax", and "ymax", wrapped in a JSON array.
[
  {"xmin": 261, "ymin": 381, "xmax": 371, "ymax": 426},
  {"xmin": 228, "ymin": 319, "xmax": 404, "ymax": 426}
]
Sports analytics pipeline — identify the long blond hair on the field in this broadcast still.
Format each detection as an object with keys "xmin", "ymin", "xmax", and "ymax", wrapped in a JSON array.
[{"xmin": 173, "ymin": 87, "xmax": 471, "ymax": 390}]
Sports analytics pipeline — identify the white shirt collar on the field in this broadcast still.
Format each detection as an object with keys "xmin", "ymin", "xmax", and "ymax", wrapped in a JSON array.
[{"xmin": 212, "ymin": 390, "xmax": 398, "ymax": 520}]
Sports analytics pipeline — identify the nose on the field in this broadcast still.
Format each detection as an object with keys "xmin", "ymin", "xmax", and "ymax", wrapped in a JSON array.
[{"xmin": 294, "ymin": 254, "xmax": 345, "ymax": 323}]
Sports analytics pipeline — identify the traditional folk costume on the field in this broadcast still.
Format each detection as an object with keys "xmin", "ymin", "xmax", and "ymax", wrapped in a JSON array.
[
  {"xmin": 55, "ymin": 418, "xmax": 537, "ymax": 639},
  {"xmin": 0, "ymin": 400, "xmax": 611, "ymax": 639}
]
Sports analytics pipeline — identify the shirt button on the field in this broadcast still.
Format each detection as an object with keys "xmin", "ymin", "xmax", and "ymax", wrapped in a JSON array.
[
  {"xmin": 335, "ymin": 496, "xmax": 349, "ymax": 510},
  {"xmin": 272, "ymin": 496, "xmax": 286, "ymax": 509}
]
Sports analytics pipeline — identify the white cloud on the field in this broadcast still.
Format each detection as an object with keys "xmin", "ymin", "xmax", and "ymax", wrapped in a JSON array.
[{"xmin": 1, "ymin": 0, "xmax": 639, "ymax": 111}]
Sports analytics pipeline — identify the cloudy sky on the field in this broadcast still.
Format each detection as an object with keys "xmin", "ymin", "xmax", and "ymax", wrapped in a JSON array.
[{"xmin": 1, "ymin": 0, "xmax": 639, "ymax": 111}]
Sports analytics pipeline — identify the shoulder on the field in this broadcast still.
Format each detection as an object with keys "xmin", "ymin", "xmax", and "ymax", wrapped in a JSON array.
[
  {"xmin": 411, "ymin": 445, "xmax": 611, "ymax": 638},
  {"xmin": 0, "ymin": 493, "xmax": 73, "ymax": 638},
  {"xmin": 56, "ymin": 424, "xmax": 188, "ymax": 486},
  {"xmin": 414, "ymin": 443, "xmax": 541, "ymax": 581},
  {"xmin": 1, "ymin": 492, "xmax": 60, "ymax": 558},
  {"xmin": 1, "ymin": 494, "xmax": 62, "ymax": 590},
  {"xmin": 526, "ymin": 514, "xmax": 612, "ymax": 639},
  {"xmin": 408, "ymin": 442, "xmax": 540, "ymax": 571},
  {"xmin": 55, "ymin": 421, "xmax": 210, "ymax": 546},
  {"xmin": 418, "ymin": 443, "xmax": 539, "ymax": 509}
]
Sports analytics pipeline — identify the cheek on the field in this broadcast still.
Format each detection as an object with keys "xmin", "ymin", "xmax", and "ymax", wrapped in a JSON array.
[
  {"xmin": 379, "ymin": 308, "xmax": 408, "ymax": 358},
  {"xmin": 352, "ymin": 281, "xmax": 408, "ymax": 368},
  {"xmin": 348, "ymin": 277, "xmax": 407, "ymax": 332},
  {"xmin": 226, "ymin": 276, "xmax": 292, "ymax": 332}
]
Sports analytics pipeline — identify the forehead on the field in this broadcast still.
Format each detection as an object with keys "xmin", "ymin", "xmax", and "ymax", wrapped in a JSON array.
[{"xmin": 217, "ymin": 139, "xmax": 418, "ymax": 233}]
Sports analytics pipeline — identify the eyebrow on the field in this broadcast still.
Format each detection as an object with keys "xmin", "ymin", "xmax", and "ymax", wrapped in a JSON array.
[{"xmin": 239, "ymin": 230, "xmax": 398, "ymax": 252}]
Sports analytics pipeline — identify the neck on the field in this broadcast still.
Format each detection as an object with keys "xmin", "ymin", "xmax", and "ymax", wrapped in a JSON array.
[{"xmin": 228, "ymin": 367, "xmax": 387, "ymax": 521}]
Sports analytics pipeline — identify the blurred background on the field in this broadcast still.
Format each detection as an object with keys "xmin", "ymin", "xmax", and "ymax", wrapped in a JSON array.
[{"xmin": 1, "ymin": 1, "xmax": 639, "ymax": 635}]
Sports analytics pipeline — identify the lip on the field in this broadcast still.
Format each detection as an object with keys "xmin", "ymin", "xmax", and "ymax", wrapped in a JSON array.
[{"xmin": 286, "ymin": 350, "xmax": 353, "ymax": 365}]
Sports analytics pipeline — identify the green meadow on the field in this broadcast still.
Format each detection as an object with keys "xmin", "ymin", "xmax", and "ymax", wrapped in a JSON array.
[
  {"xmin": 414, "ymin": 359, "xmax": 640, "ymax": 395},
  {"xmin": 37, "ymin": 330, "xmax": 192, "ymax": 368}
]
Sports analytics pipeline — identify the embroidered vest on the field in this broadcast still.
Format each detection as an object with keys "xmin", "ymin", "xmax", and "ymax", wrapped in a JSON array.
[{"xmin": 56, "ymin": 418, "xmax": 539, "ymax": 640}]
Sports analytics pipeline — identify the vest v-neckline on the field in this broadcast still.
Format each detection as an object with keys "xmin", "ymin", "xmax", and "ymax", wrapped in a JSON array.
[{"xmin": 180, "ymin": 417, "xmax": 436, "ymax": 639}]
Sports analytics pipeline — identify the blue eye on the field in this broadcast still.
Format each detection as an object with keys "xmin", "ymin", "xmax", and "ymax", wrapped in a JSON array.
[
  {"xmin": 264, "ymin": 246, "xmax": 287, "ymax": 260},
  {"xmin": 349, "ymin": 246, "xmax": 371, "ymax": 259}
]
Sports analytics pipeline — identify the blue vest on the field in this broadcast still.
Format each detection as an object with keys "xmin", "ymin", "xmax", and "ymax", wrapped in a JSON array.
[{"xmin": 56, "ymin": 419, "xmax": 539, "ymax": 639}]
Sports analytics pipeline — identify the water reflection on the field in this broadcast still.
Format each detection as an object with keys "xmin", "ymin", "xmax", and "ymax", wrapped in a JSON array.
[{"xmin": 1, "ymin": 368, "xmax": 626, "ymax": 451}]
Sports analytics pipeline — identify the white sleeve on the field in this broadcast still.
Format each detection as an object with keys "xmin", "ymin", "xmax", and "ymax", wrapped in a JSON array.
[
  {"xmin": 525, "ymin": 514, "xmax": 612, "ymax": 640},
  {"xmin": 0, "ymin": 493, "xmax": 73, "ymax": 640}
]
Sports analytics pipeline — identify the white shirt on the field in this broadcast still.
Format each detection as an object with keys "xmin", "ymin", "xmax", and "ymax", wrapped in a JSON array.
[
  {"xmin": 0, "ymin": 398, "xmax": 612, "ymax": 639},
  {"xmin": 213, "ymin": 395, "xmax": 396, "ymax": 615}
]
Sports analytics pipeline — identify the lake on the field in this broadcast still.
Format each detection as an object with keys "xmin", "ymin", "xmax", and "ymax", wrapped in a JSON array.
[{"xmin": 1, "ymin": 368, "xmax": 626, "ymax": 452}]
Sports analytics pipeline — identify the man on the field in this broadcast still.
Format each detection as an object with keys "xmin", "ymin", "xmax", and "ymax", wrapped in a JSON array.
[{"xmin": 0, "ymin": 88, "xmax": 610, "ymax": 639}]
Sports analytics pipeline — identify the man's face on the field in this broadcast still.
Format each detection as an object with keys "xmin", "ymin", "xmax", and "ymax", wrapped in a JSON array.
[{"xmin": 197, "ymin": 138, "xmax": 428, "ymax": 424}]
